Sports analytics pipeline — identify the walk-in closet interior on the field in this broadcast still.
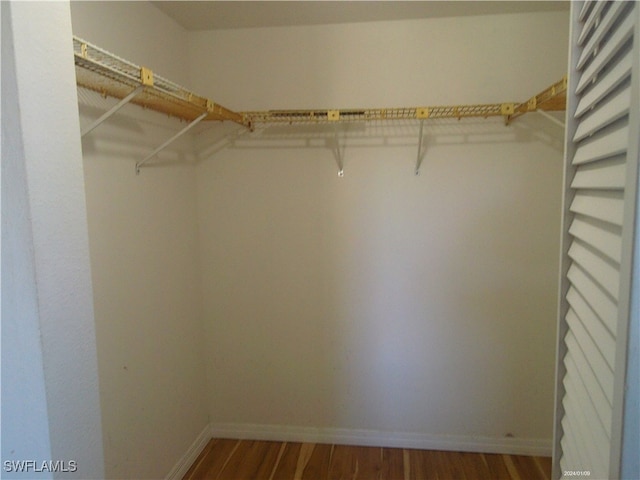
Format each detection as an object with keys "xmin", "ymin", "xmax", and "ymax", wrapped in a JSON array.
[{"xmin": 2, "ymin": 1, "xmax": 638, "ymax": 479}]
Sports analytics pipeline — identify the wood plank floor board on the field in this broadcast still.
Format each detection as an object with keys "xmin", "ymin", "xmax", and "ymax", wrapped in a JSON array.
[
  {"xmin": 535, "ymin": 456, "xmax": 553, "ymax": 479},
  {"xmin": 183, "ymin": 438, "xmax": 241, "ymax": 479},
  {"xmin": 326, "ymin": 445, "xmax": 353, "ymax": 480},
  {"xmin": 380, "ymin": 447, "xmax": 405, "ymax": 480},
  {"xmin": 252, "ymin": 442, "xmax": 280, "ymax": 478},
  {"xmin": 439, "ymin": 450, "xmax": 467, "ymax": 480},
  {"xmin": 327, "ymin": 445, "xmax": 381, "ymax": 480},
  {"xmin": 233, "ymin": 440, "xmax": 282, "ymax": 480},
  {"xmin": 459, "ymin": 451, "xmax": 492, "ymax": 480},
  {"xmin": 358, "ymin": 446, "xmax": 385, "ymax": 480},
  {"xmin": 481, "ymin": 453, "xmax": 513, "ymax": 480},
  {"xmin": 343, "ymin": 445, "xmax": 383, "ymax": 480},
  {"xmin": 406, "ymin": 448, "xmax": 439, "ymax": 480},
  {"xmin": 216, "ymin": 440, "xmax": 260, "ymax": 479},
  {"xmin": 509, "ymin": 454, "xmax": 548, "ymax": 480},
  {"xmin": 301, "ymin": 443, "xmax": 333, "ymax": 480},
  {"xmin": 182, "ymin": 438, "xmax": 551, "ymax": 480},
  {"xmin": 270, "ymin": 443, "xmax": 302, "ymax": 480},
  {"xmin": 429, "ymin": 450, "xmax": 453, "ymax": 480},
  {"xmin": 294, "ymin": 443, "xmax": 316, "ymax": 480},
  {"xmin": 502, "ymin": 454, "xmax": 521, "ymax": 480}
]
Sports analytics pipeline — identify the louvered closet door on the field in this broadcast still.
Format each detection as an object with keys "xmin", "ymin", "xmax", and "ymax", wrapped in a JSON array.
[{"xmin": 555, "ymin": 2, "xmax": 639, "ymax": 480}]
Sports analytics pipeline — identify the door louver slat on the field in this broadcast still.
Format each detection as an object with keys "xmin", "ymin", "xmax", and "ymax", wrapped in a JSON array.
[{"xmin": 556, "ymin": 2, "xmax": 638, "ymax": 478}]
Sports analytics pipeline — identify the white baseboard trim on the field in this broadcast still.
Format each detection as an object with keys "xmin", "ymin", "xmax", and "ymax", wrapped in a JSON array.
[
  {"xmin": 165, "ymin": 424, "xmax": 212, "ymax": 480},
  {"xmin": 209, "ymin": 422, "xmax": 552, "ymax": 457}
]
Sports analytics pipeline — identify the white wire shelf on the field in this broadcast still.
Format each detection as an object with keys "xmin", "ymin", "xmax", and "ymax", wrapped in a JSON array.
[
  {"xmin": 72, "ymin": 35, "xmax": 566, "ymax": 174},
  {"xmin": 242, "ymin": 77, "xmax": 566, "ymax": 125},
  {"xmin": 73, "ymin": 36, "xmax": 247, "ymax": 126},
  {"xmin": 243, "ymin": 104, "xmax": 508, "ymax": 124},
  {"xmin": 508, "ymin": 76, "xmax": 568, "ymax": 123},
  {"xmin": 73, "ymin": 35, "xmax": 566, "ymax": 129}
]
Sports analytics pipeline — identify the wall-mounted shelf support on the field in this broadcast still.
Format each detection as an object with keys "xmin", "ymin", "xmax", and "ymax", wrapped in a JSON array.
[
  {"xmin": 73, "ymin": 36, "xmax": 566, "ymax": 176},
  {"xmin": 332, "ymin": 124, "xmax": 345, "ymax": 177},
  {"xmin": 536, "ymin": 110, "xmax": 566, "ymax": 127},
  {"xmin": 73, "ymin": 36, "xmax": 248, "ymax": 128},
  {"xmin": 81, "ymin": 85, "xmax": 144, "ymax": 137},
  {"xmin": 506, "ymin": 76, "xmax": 567, "ymax": 125},
  {"xmin": 135, "ymin": 112, "xmax": 208, "ymax": 174},
  {"xmin": 415, "ymin": 119, "xmax": 426, "ymax": 175}
]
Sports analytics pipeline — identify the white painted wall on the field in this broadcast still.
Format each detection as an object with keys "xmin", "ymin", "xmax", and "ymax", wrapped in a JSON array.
[
  {"xmin": 188, "ymin": 13, "xmax": 569, "ymax": 110},
  {"xmin": 70, "ymin": 1, "xmax": 192, "ymax": 88},
  {"xmin": 11, "ymin": 4, "xmax": 569, "ymax": 476},
  {"xmin": 2, "ymin": 4, "xmax": 54, "ymax": 476},
  {"xmin": 192, "ymin": 11, "xmax": 568, "ymax": 453},
  {"xmin": 1, "ymin": 2, "xmax": 104, "ymax": 478},
  {"xmin": 70, "ymin": 3, "xmax": 209, "ymax": 479}
]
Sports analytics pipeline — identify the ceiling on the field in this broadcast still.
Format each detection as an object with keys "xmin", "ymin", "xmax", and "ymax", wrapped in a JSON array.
[{"xmin": 152, "ymin": 1, "xmax": 569, "ymax": 31}]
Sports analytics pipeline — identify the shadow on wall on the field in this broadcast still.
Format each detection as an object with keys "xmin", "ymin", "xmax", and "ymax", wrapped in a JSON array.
[
  {"xmin": 195, "ymin": 113, "xmax": 564, "ymax": 436},
  {"xmin": 77, "ymin": 89, "xmax": 198, "ymax": 171},
  {"xmin": 194, "ymin": 115, "xmax": 564, "ymax": 175},
  {"xmin": 77, "ymin": 78, "xmax": 565, "ymax": 437},
  {"xmin": 323, "ymin": 130, "xmax": 560, "ymax": 433},
  {"xmin": 77, "ymin": 82, "xmax": 565, "ymax": 175}
]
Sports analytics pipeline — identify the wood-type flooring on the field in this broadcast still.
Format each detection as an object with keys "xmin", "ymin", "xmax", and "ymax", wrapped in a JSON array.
[{"xmin": 182, "ymin": 438, "xmax": 551, "ymax": 480}]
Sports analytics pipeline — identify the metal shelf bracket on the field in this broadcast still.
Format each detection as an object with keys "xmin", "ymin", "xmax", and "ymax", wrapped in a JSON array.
[
  {"xmin": 72, "ymin": 36, "xmax": 568, "ymax": 177},
  {"xmin": 415, "ymin": 119, "xmax": 427, "ymax": 175},
  {"xmin": 73, "ymin": 36, "xmax": 248, "ymax": 128},
  {"xmin": 501, "ymin": 103, "xmax": 515, "ymax": 126},
  {"xmin": 81, "ymin": 85, "xmax": 144, "ymax": 137},
  {"xmin": 506, "ymin": 76, "xmax": 567, "ymax": 125},
  {"xmin": 415, "ymin": 108, "xmax": 430, "ymax": 175},
  {"xmin": 332, "ymin": 124, "xmax": 345, "ymax": 177},
  {"xmin": 537, "ymin": 110, "xmax": 566, "ymax": 128},
  {"xmin": 135, "ymin": 112, "xmax": 208, "ymax": 174}
]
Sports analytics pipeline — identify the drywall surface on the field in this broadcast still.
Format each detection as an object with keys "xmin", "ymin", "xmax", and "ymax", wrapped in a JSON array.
[
  {"xmin": 71, "ymin": 3, "xmax": 208, "ymax": 479},
  {"xmin": 193, "ymin": 11, "xmax": 568, "ymax": 452},
  {"xmin": 1, "ymin": 2, "xmax": 104, "ymax": 478},
  {"xmin": 188, "ymin": 12, "xmax": 569, "ymax": 110},
  {"xmin": 2, "ymin": 3, "xmax": 54, "ymax": 476},
  {"xmin": 70, "ymin": 1, "xmax": 192, "ymax": 88}
]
